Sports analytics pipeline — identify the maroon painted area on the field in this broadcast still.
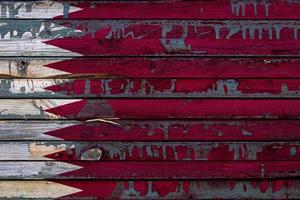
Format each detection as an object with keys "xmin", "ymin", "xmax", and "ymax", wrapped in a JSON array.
[
  {"xmin": 53, "ymin": 179, "xmax": 298, "ymax": 199},
  {"xmin": 45, "ymin": 79, "xmax": 300, "ymax": 97},
  {"xmin": 44, "ymin": 142, "xmax": 300, "ymax": 161},
  {"xmin": 45, "ymin": 21, "xmax": 300, "ymax": 56},
  {"xmin": 55, "ymin": 161, "xmax": 300, "ymax": 179},
  {"xmin": 56, "ymin": 1, "xmax": 300, "ymax": 19},
  {"xmin": 14, "ymin": 1, "xmax": 300, "ymax": 199},
  {"xmin": 45, "ymin": 120, "xmax": 300, "ymax": 141},
  {"xmin": 45, "ymin": 99, "xmax": 300, "ymax": 119},
  {"xmin": 46, "ymin": 58, "xmax": 300, "ymax": 78}
]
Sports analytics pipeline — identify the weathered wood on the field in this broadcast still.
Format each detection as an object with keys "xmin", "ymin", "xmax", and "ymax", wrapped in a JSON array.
[
  {"xmin": 2, "ymin": 1, "xmax": 300, "ymax": 19},
  {"xmin": 3, "ymin": 141, "xmax": 300, "ymax": 161},
  {"xmin": 2, "ymin": 99, "xmax": 300, "ymax": 119},
  {"xmin": 0, "ymin": 120, "xmax": 77, "ymax": 140},
  {"xmin": 0, "ymin": 99, "xmax": 81, "ymax": 119},
  {"xmin": 1, "ymin": 161, "xmax": 300, "ymax": 179},
  {"xmin": 2, "ymin": 120, "xmax": 300, "ymax": 141},
  {"xmin": 2, "ymin": 58, "xmax": 300, "ymax": 79},
  {"xmin": 0, "ymin": 1, "xmax": 81, "ymax": 19},
  {"xmin": 3, "ymin": 78, "xmax": 300, "ymax": 98},
  {"xmin": 0, "ymin": 181, "xmax": 81, "ymax": 199},
  {"xmin": 0, "ymin": 59, "xmax": 69, "ymax": 78},
  {"xmin": 1, "ymin": 180, "xmax": 300, "ymax": 199},
  {"xmin": 1, "ymin": 20, "xmax": 300, "ymax": 56},
  {"xmin": 3, "ymin": 58, "xmax": 300, "ymax": 79},
  {"xmin": 0, "ymin": 161, "xmax": 81, "ymax": 179}
]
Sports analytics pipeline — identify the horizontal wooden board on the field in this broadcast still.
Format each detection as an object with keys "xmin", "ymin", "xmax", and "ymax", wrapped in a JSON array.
[
  {"xmin": 3, "ymin": 141, "xmax": 300, "ymax": 161},
  {"xmin": 0, "ymin": 1, "xmax": 81, "ymax": 19},
  {"xmin": 3, "ymin": 99, "xmax": 300, "ymax": 119},
  {"xmin": 2, "ymin": 1, "xmax": 300, "ymax": 20},
  {"xmin": 3, "ymin": 58, "xmax": 300, "ymax": 79},
  {"xmin": 1, "ymin": 180, "xmax": 300, "ymax": 199},
  {"xmin": 2, "ymin": 120, "xmax": 300, "ymax": 141},
  {"xmin": 2, "ymin": 20, "xmax": 300, "ymax": 56},
  {"xmin": 3, "ymin": 78, "xmax": 300, "ymax": 98},
  {"xmin": 2, "ymin": 161, "xmax": 300, "ymax": 179}
]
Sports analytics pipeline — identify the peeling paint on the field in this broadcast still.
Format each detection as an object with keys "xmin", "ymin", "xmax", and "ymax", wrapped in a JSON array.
[
  {"xmin": 231, "ymin": 0, "xmax": 270, "ymax": 17},
  {"xmin": 108, "ymin": 180, "xmax": 297, "ymax": 199}
]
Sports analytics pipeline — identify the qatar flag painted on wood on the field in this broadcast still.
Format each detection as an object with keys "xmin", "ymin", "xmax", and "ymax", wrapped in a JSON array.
[
  {"xmin": 3, "ymin": 58, "xmax": 300, "ymax": 79},
  {"xmin": 1, "ymin": 20, "xmax": 300, "ymax": 56},
  {"xmin": 1, "ymin": 0, "xmax": 300, "ymax": 199},
  {"xmin": 2, "ymin": 180, "xmax": 300, "ymax": 199},
  {"xmin": 2, "ymin": 99, "xmax": 300, "ymax": 119},
  {"xmin": 44, "ymin": 20, "xmax": 300, "ymax": 56},
  {"xmin": 3, "ymin": 1, "xmax": 300, "ymax": 19}
]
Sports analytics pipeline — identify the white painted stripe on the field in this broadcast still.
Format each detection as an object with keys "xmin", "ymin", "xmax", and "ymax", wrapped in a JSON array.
[
  {"xmin": 0, "ymin": 99, "xmax": 82, "ymax": 119},
  {"xmin": 2, "ymin": 79, "xmax": 69, "ymax": 95},
  {"xmin": 0, "ymin": 59, "xmax": 71, "ymax": 78},
  {"xmin": 0, "ymin": 142, "xmax": 70, "ymax": 160},
  {"xmin": 0, "ymin": 121, "xmax": 79, "ymax": 140},
  {"xmin": 0, "ymin": 161, "xmax": 82, "ymax": 178},
  {"xmin": 0, "ymin": 181, "xmax": 82, "ymax": 198},
  {"xmin": 0, "ymin": 1, "xmax": 82, "ymax": 19},
  {"xmin": 0, "ymin": 39, "xmax": 81, "ymax": 56}
]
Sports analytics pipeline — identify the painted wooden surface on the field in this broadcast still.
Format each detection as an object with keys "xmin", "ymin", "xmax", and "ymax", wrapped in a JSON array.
[
  {"xmin": 1, "ymin": 180, "xmax": 300, "ymax": 199},
  {"xmin": 2, "ymin": 1, "xmax": 300, "ymax": 199},
  {"xmin": 2, "ymin": 99, "xmax": 300, "ymax": 119},
  {"xmin": 3, "ymin": 58, "xmax": 300, "ymax": 79},
  {"xmin": 3, "ymin": 120, "xmax": 300, "ymax": 141},
  {"xmin": 2, "ymin": 161, "xmax": 300, "ymax": 179},
  {"xmin": 1, "ymin": 20, "xmax": 300, "ymax": 56},
  {"xmin": 3, "ymin": 141, "xmax": 300, "ymax": 161},
  {"xmin": 2, "ymin": 1, "xmax": 300, "ymax": 20},
  {"xmin": 3, "ymin": 78, "xmax": 300, "ymax": 98}
]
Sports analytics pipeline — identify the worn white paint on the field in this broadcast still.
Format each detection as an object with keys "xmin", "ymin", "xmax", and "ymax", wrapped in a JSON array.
[
  {"xmin": 0, "ymin": 1, "xmax": 82, "ymax": 19},
  {"xmin": 0, "ymin": 99, "xmax": 82, "ymax": 119},
  {"xmin": 0, "ymin": 79, "xmax": 70, "ymax": 95},
  {"xmin": 0, "ymin": 120, "xmax": 78, "ymax": 140},
  {"xmin": 0, "ymin": 161, "xmax": 82, "ymax": 178},
  {"xmin": 0, "ymin": 142, "xmax": 68, "ymax": 160},
  {"xmin": 0, "ymin": 59, "xmax": 70, "ymax": 78},
  {"xmin": 0, "ymin": 39, "xmax": 81, "ymax": 56},
  {"xmin": 0, "ymin": 181, "xmax": 81, "ymax": 198}
]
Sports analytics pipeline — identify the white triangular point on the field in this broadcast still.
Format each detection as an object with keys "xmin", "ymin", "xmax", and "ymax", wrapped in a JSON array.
[
  {"xmin": 0, "ymin": 59, "xmax": 71, "ymax": 78},
  {"xmin": 0, "ymin": 120, "xmax": 80, "ymax": 140},
  {"xmin": 0, "ymin": 161, "xmax": 82, "ymax": 178},
  {"xmin": 0, "ymin": 99, "xmax": 82, "ymax": 119},
  {"xmin": 0, "ymin": 181, "xmax": 82, "ymax": 198},
  {"xmin": 3, "ymin": 79, "xmax": 69, "ymax": 95},
  {"xmin": 0, "ymin": 21, "xmax": 82, "ymax": 56},
  {"xmin": 1, "ymin": 1, "xmax": 82, "ymax": 19},
  {"xmin": 0, "ymin": 39, "xmax": 82, "ymax": 56},
  {"xmin": 0, "ymin": 142, "xmax": 74, "ymax": 160}
]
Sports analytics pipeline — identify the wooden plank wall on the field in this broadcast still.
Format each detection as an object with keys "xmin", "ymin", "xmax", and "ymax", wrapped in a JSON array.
[{"xmin": 1, "ymin": 0, "xmax": 300, "ymax": 199}]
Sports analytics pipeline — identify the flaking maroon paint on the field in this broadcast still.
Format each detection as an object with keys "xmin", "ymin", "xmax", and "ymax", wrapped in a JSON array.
[
  {"xmin": 55, "ymin": 1, "xmax": 300, "ymax": 19},
  {"xmin": 2, "ymin": 0, "xmax": 300, "ymax": 199},
  {"xmin": 45, "ymin": 99, "xmax": 300, "ymax": 119},
  {"xmin": 45, "ymin": 58, "xmax": 300, "ymax": 78}
]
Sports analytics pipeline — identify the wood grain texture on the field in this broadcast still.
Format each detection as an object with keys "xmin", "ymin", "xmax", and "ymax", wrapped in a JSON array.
[
  {"xmin": 0, "ymin": 181, "xmax": 81, "ymax": 199},
  {"xmin": 3, "ymin": 58, "xmax": 300, "ymax": 79},
  {"xmin": 2, "ymin": 99, "xmax": 300, "ymax": 119},
  {"xmin": 2, "ymin": 1, "xmax": 300, "ymax": 19},
  {"xmin": 3, "ymin": 141, "xmax": 300, "ymax": 161},
  {"xmin": 2, "ymin": 1, "xmax": 300, "ymax": 199},
  {"xmin": 1, "ymin": 161, "xmax": 300, "ymax": 179},
  {"xmin": 2, "ymin": 120, "xmax": 300, "ymax": 141},
  {"xmin": 1, "ymin": 180, "xmax": 300, "ymax": 199},
  {"xmin": 0, "ymin": 1, "xmax": 81, "ymax": 19},
  {"xmin": 3, "ymin": 78, "xmax": 300, "ymax": 98},
  {"xmin": 1, "ymin": 20, "xmax": 300, "ymax": 56}
]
